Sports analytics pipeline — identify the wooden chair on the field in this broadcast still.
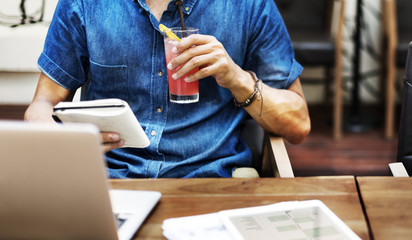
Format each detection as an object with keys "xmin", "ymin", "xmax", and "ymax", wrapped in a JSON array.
[
  {"xmin": 382, "ymin": 0, "xmax": 412, "ymax": 139},
  {"xmin": 382, "ymin": 0, "xmax": 397, "ymax": 140},
  {"xmin": 233, "ymin": 118, "xmax": 294, "ymax": 178},
  {"xmin": 275, "ymin": 0, "xmax": 345, "ymax": 140}
]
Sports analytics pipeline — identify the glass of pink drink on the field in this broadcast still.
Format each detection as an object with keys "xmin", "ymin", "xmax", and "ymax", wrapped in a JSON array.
[{"xmin": 164, "ymin": 27, "xmax": 199, "ymax": 103}]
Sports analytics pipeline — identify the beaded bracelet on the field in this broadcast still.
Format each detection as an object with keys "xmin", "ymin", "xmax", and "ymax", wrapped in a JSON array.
[{"xmin": 233, "ymin": 71, "xmax": 261, "ymax": 108}]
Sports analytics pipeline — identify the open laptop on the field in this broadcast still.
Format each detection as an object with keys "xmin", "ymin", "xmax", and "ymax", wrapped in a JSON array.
[{"xmin": 0, "ymin": 121, "xmax": 161, "ymax": 240}]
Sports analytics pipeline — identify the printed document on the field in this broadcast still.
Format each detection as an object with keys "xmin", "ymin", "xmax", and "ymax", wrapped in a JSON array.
[{"xmin": 162, "ymin": 200, "xmax": 360, "ymax": 240}]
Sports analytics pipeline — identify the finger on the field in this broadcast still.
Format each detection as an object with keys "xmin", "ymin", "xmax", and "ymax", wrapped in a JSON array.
[
  {"xmin": 101, "ymin": 132, "xmax": 120, "ymax": 142},
  {"xmin": 177, "ymin": 54, "xmax": 219, "ymax": 81},
  {"xmin": 103, "ymin": 140, "xmax": 125, "ymax": 153},
  {"xmin": 182, "ymin": 50, "xmax": 235, "ymax": 82},
  {"xmin": 170, "ymin": 35, "xmax": 221, "ymax": 68},
  {"xmin": 176, "ymin": 34, "xmax": 216, "ymax": 53},
  {"xmin": 168, "ymin": 43, "xmax": 214, "ymax": 71},
  {"xmin": 101, "ymin": 132, "xmax": 124, "ymax": 152},
  {"xmin": 171, "ymin": 43, "xmax": 229, "ymax": 80},
  {"xmin": 184, "ymin": 63, "xmax": 220, "ymax": 82},
  {"xmin": 185, "ymin": 58, "xmax": 242, "ymax": 90}
]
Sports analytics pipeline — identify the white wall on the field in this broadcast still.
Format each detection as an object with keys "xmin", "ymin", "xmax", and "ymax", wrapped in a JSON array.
[{"xmin": 0, "ymin": 0, "xmax": 59, "ymax": 104}]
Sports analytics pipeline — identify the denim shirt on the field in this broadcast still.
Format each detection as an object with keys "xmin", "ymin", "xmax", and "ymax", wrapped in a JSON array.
[{"xmin": 38, "ymin": 0, "xmax": 303, "ymax": 178}]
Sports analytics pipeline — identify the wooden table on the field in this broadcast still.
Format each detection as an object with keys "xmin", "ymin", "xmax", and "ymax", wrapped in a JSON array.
[
  {"xmin": 110, "ymin": 176, "xmax": 370, "ymax": 239},
  {"xmin": 357, "ymin": 177, "xmax": 412, "ymax": 240}
]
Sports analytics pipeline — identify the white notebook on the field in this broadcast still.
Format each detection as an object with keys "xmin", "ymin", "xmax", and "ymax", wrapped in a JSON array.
[{"xmin": 53, "ymin": 98, "xmax": 150, "ymax": 148}]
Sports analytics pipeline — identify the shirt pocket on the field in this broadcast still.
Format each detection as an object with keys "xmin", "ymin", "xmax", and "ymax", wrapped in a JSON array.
[{"xmin": 88, "ymin": 60, "xmax": 129, "ymax": 101}]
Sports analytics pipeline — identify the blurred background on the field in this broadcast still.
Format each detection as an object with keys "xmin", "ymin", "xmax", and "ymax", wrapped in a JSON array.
[{"xmin": 1, "ymin": 0, "xmax": 409, "ymax": 177}]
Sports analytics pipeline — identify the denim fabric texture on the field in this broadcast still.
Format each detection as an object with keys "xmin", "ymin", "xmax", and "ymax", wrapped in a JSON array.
[{"xmin": 38, "ymin": 0, "xmax": 303, "ymax": 178}]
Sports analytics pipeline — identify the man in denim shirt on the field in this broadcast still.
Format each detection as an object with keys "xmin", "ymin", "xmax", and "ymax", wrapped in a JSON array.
[{"xmin": 25, "ymin": 0, "xmax": 310, "ymax": 178}]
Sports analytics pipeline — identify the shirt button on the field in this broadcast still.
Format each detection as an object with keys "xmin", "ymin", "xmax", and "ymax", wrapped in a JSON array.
[
  {"xmin": 157, "ymin": 70, "xmax": 163, "ymax": 77},
  {"xmin": 156, "ymin": 107, "xmax": 162, "ymax": 113},
  {"xmin": 185, "ymin": 6, "xmax": 190, "ymax": 12},
  {"xmin": 151, "ymin": 130, "xmax": 157, "ymax": 136}
]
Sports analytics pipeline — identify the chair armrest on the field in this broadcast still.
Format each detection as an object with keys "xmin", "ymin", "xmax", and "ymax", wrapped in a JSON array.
[
  {"xmin": 262, "ymin": 133, "xmax": 294, "ymax": 178},
  {"xmin": 389, "ymin": 162, "xmax": 409, "ymax": 177}
]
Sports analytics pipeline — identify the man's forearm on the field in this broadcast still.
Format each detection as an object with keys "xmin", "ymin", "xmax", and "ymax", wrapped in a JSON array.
[
  {"xmin": 24, "ymin": 72, "xmax": 72, "ymax": 123},
  {"xmin": 242, "ymin": 78, "xmax": 311, "ymax": 144}
]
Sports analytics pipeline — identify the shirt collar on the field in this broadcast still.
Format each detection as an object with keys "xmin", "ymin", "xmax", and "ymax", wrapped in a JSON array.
[{"xmin": 134, "ymin": 0, "xmax": 197, "ymax": 15}]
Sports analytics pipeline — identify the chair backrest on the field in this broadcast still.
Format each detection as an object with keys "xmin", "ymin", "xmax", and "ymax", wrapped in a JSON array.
[
  {"xmin": 384, "ymin": 0, "xmax": 412, "ymax": 66},
  {"xmin": 276, "ymin": 0, "xmax": 345, "ymax": 37},
  {"xmin": 240, "ymin": 118, "xmax": 265, "ymax": 173},
  {"xmin": 239, "ymin": 118, "xmax": 294, "ymax": 178},
  {"xmin": 396, "ymin": 0, "xmax": 412, "ymax": 33},
  {"xmin": 395, "ymin": 0, "xmax": 412, "ymax": 66},
  {"xmin": 397, "ymin": 42, "xmax": 412, "ymax": 175},
  {"xmin": 275, "ymin": 0, "xmax": 344, "ymax": 67},
  {"xmin": 275, "ymin": 0, "xmax": 330, "ymax": 31}
]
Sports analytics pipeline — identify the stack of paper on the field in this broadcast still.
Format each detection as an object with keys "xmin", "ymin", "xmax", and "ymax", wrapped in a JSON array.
[{"xmin": 162, "ymin": 200, "xmax": 361, "ymax": 240}]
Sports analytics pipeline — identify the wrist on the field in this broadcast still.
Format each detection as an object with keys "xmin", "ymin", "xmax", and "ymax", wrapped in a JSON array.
[{"xmin": 232, "ymin": 71, "xmax": 261, "ymax": 108}]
